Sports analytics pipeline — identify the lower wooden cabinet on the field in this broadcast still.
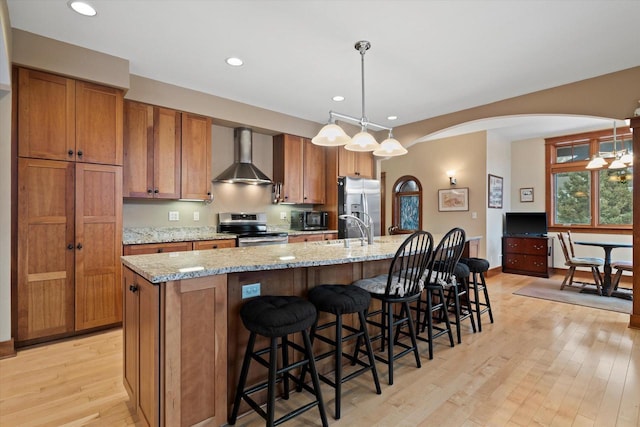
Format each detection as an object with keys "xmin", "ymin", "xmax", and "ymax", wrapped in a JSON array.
[
  {"xmin": 123, "ymin": 267, "xmax": 228, "ymax": 427},
  {"xmin": 288, "ymin": 232, "xmax": 337, "ymax": 243},
  {"xmin": 502, "ymin": 236, "xmax": 552, "ymax": 278},
  {"xmin": 192, "ymin": 239, "xmax": 236, "ymax": 250},
  {"xmin": 123, "ymin": 238, "xmax": 236, "ymax": 255},
  {"xmin": 17, "ymin": 158, "xmax": 122, "ymax": 344}
]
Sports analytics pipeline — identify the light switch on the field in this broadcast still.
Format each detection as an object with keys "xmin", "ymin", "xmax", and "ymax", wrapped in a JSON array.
[
  {"xmin": 471, "ymin": 212, "xmax": 477, "ymax": 219},
  {"xmin": 193, "ymin": 211, "xmax": 200, "ymax": 221}
]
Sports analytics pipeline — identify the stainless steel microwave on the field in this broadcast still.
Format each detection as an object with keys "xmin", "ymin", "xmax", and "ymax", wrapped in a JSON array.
[{"xmin": 290, "ymin": 210, "xmax": 328, "ymax": 231}]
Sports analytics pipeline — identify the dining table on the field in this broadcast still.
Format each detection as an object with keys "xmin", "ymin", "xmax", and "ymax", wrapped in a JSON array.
[{"xmin": 573, "ymin": 240, "xmax": 633, "ymax": 298}]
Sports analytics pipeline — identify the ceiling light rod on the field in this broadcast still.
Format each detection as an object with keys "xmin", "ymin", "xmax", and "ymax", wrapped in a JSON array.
[{"xmin": 328, "ymin": 110, "xmax": 392, "ymax": 132}]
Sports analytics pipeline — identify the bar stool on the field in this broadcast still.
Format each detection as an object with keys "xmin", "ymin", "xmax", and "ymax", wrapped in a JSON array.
[
  {"xmin": 444, "ymin": 262, "xmax": 477, "ymax": 344},
  {"xmin": 300, "ymin": 284, "xmax": 381, "ymax": 419},
  {"xmin": 228, "ymin": 295, "xmax": 328, "ymax": 427},
  {"xmin": 459, "ymin": 257, "xmax": 494, "ymax": 332}
]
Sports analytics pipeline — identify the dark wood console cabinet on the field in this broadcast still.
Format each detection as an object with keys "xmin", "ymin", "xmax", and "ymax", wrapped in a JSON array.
[{"xmin": 502, "ymin": 236, "xmax": 552, "ymax": 278}]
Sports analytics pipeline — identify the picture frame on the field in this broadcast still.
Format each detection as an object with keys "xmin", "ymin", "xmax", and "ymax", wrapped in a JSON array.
[
  {"xmin": 520, "ymin": 187, "xmax": 534, "ymax": 203},
  {"xmin": 438, "ymin": 187, "xmax": 469, "ymax": 212},
  {"xmin": 488, "ymin": 174, "xmax": 503, "ymax": 209}
]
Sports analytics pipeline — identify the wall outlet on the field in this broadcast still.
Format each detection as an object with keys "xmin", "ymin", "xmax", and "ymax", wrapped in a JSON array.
[
  {"xmin": 471, "ymin": 212, "xmax": 477, "ymax": 219},
  {"xmin": 169, "ymin": 211, "xmax": 180, "ymax": 221},
  {"xmin": 242, "ymin": 283, "xmax": 261, "ymax": 299},
  {"xmin": 280, "ymin": 212, "xmax": 287, "ymax": 220},
  {"xmin": 193, "ymin": 211, "xmax": 200, "ymax": 221}
]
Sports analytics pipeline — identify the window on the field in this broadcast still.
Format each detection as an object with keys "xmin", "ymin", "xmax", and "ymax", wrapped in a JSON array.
[
  {"xmin": 546, "ymin": 127, "xmax": 633, "ymax": 232},
  {"xmin": 391, "ymin": 176, "xmax": 422, "ymax": 234}
]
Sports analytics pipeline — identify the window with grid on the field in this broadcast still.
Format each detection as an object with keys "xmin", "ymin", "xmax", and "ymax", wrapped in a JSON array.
[{"xmin": 546, "ymin": 127, "xmax": 633, "ymax": 232}]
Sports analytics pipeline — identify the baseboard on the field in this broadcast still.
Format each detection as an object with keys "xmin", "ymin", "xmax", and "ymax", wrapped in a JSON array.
[
  {"xmin": 486, "ymin": 266, "xmax": 501, "ymax": 278},
  {"xmin": 0, "ymin": 338, "xmax": 16, "ymax": 359}
]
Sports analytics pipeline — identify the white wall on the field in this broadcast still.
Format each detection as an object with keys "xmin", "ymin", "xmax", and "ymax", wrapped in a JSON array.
[{"xmin": 486, "ymin": 131, "xmax": 511, "ymax": 269}]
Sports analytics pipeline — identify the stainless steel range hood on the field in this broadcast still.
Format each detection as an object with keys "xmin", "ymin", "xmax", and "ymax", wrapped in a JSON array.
[{"xmin": 213, "ymin": 127, "xmax": 272, "ymax": 185}]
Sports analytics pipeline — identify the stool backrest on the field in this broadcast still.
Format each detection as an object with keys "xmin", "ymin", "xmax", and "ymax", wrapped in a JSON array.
[
  {"xmin": 424, "ymin": 228, "xmax": 466, "ymax": 287},
  {"xmin": 385, "ymin": 230, "xmax": 434, "ymax": 297}
]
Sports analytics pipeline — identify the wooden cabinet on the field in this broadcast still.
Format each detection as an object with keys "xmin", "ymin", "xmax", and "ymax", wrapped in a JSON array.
[
  {"xmin": 338, "ymin": 148, "xmax": 374, "ymax": 178},
  {"xmin": 181, "ymin": 113, "xmax": 212, "ymax": 200},
  {"xmin": 18, "ymin": 67, "xmax": 123, "ymax": 165},
  {"xmin": 123, "ymin": 101, "xmax": 181, "ymax": 199},
  {"xmin": 192, "ymin": 239, "xmax": 236, "ymax": 250},
  {"xmin": 288, "ymin": 232, "xmax": 337, "ymax": 243},
  {"xmin": 17, "ymin": 158, "xmax": 123, "ymax": 343},
  {"xmin": 123, "ymin": 241, "xmax": 193, "ymax": 256},
  {"xmin": 122, "ymin": 267, "xmax": 228, "ymax": 426},
  {"xmin": 502, "ymin": 236, "xmax": 552, "ymax": 278},
  {"xmin": 123, "ymin": 268, "xmax": 160, "ymax": 427},
  {"xmin": 273, "ymin": 134, "xmax": 325, "ymax": 204}
]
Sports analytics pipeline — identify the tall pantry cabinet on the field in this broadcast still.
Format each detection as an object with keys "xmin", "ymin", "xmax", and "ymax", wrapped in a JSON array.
[{"xmin": 15, "ymin": 67, "xmax": 124, "ymax": 345}]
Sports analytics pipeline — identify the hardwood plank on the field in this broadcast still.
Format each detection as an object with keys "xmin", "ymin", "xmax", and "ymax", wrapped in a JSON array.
[{"xmin": 1, "ymin": 273, "xmax": 639, "ymax": 427}]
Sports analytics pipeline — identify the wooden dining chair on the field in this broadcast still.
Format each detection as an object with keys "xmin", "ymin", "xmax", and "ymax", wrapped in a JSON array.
[
  {"xmin": 610, "ymin": 260, "xmax": 633, "ymax": 296},
  {"xmin": 557, "ymin": 232, "xmax": 604, "ymax": 295}
]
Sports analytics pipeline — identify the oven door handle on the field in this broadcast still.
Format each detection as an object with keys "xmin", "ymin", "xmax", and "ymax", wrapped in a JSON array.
[{"xmin": 240, "ymin": 237, "xmax": 288, "ymax": 244}]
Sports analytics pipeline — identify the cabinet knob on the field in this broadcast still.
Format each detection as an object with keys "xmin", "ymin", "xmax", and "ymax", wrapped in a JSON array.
[
  {"xmin": 67, "ymin": 244, "xmax": 74, "ymax": 250},
  {"xmin": 129, "ymin": 284, "xmax": 138, "ymax": 293},
  {"xmin": 157, "ymin": 248, "xmax": 164, "ymax": 253},
  {"xmin": 77, "ymin": 150, "xmax": 83, "ymax": 157},
  {"xmin": 212, "ymin": 245, "xmax": 218, "ymax": 249},
  {"xmin": 68, "ymin": 149, "xmax": 74, "ymax": 157},
  {"xmin": 147, "ymin": 189, "xmax": 153, "ymax": 194},
  {"xmin": 76, "ymin": 243, "xmax": 83, "ymax": 250},
  {"xmin": 207, "ymin": 192, "xmax": 211, "ymax": 196},
  {"xmin": 154, "ymin": 189, "xmax": 159, "ymax": 193}
]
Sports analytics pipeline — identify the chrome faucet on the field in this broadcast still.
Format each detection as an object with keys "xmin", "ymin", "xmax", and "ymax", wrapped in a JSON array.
[{"xmin": 339, "ymin": 214, "xmax": 374, "ymax": 247}]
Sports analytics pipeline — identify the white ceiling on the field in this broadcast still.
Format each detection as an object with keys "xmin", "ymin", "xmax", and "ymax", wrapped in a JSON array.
[{"xmin": 6, "ymin": 0, "xmax": 640, "ymax": 140}]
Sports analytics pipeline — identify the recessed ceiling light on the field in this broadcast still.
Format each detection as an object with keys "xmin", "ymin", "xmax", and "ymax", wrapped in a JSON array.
[
  {"xmin": 332, "ymin": 95, "xmax": 345, "ymax": 102},
  {"xmin": 68, "ymin": 1, "xmax": 97, "ymax": 16},
  {"xmin": 226, "ymin": 57, "xmax": 244, "ymax": 67},
  {"xmin": 387, "ymin": 115, "xmax": 398, "ymax": 121}
]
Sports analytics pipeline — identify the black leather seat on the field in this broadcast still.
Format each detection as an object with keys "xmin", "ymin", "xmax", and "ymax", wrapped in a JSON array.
[
  {"xmin": 229, "ymin": 295, "xmax": 328, "ymax": 427},
  {"xmin": 459, "ymin": 257, "xmax": 494, "ymax": 331}
]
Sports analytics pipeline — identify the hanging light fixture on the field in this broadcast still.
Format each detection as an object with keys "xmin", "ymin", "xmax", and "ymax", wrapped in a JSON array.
[
  {"xmin": 608, "ymin": 121, "xmax": 627, "ymax": 169},
  {"xmin": 585, "ymin": 121, "xmax": 633, "ymax": 170},
  {"xmin": 312, "ymin": 41, "xmax": 407, "ymax": 157}
]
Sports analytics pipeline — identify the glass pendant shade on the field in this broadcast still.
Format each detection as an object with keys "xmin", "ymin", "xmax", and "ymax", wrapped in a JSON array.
[
  {"xmin": 373, "ymin": 137, "xmax": 408, "ymax": 156},
  {"xmin": 311, "ymin": 123, "xmax": 351, "ymax": 146},
  {"xmin": 620, "ymin": 152, "xmax": 633, "ymax": 165},
  {"xmin": 344, "ymin": 131, "xmax": 380, "ymax": 152},
  {"xmin": 609, "ymin": 158, "xmax": 627, "ymax": 169},
  {"xmin": 586, "ymin": 155, "xmax": 607, "ymax": 169}
]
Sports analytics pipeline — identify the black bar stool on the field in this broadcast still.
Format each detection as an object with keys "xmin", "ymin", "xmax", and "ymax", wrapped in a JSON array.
[
  {"xmin": 444, "ymin": 262, "xmax": 477, "ymax": 344},
  {"xmin": 228, "ymin": 295, "xmax": 328, "ymax": 427},
  {"xmin": 459, "ymin": 257, "xmax": 494, "ymax": 331},
  {"xmin": 300, "ymin": 284, "xmax": 381, "ymax": 419}
]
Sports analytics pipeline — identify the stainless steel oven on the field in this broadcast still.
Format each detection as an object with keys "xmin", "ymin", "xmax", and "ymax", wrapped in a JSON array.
[{"xmin": 218, "ymin": 212, "xmax": 288, "ymax": 247}]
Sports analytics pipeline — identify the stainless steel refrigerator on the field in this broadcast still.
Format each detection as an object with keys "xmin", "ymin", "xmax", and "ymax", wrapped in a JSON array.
[{"xmin": 338, "ymin": 176, "xmax": 382, "ymax": 239}]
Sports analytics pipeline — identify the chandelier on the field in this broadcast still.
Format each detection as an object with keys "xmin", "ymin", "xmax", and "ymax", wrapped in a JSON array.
[
  {"xmin": 311, "ymin": 41, "xmax": 407, "ymax": 157},
  {"xmin": 585, "ymin": 121, "xmax": 633, "ymax": 170}
]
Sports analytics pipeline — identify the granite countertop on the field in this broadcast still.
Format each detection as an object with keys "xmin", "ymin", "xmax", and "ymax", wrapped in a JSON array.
[
  {"xmin": 122, "ymin": 235, "xmax": 410, "ymax": 284},
  {"xmin": 123, "ymin": 226, "xmax": 339, "ymax": 245}
]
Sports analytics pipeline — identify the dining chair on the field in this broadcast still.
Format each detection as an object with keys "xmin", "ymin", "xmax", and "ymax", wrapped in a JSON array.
[
  {"xmin": 557, "ymin": 232, "xmax": 604, "ymax": 295},
  {"xmin": 566, "ymin": 230, "xmax": 604, "ymax": 263},
  {"xmin": 415, "ymin": 228, "xmax": 466, "ymax": 359},
  {"xmin": 351, "ymin": 230, "xmax": 434, "ymax": 385},
  {"xmin": 610, "ymin": 260, "xmax": 633, "ymax": 296}
]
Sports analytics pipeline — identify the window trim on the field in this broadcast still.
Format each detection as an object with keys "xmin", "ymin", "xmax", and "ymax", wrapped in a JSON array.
[
  {"xmin": 545, "ymin": 126, "xmax": 633, "ymax": 234},
  {"xmin": 391, "ymin": 175, "xmax": 423, "ymax": 234}
]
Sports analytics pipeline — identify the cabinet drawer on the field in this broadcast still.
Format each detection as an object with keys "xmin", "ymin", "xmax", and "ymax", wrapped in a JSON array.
[
  {"xmin": 504, "ymin": 254, "xmax": 548, "ymax": 274},
  {"xmin": 123, "ymin": 241, "xmax": 193, "ymax": 255},
  {"xmin": 288, "ymin": 233, "xmax": 324, "ymax": 243},
  {"xmin": 504, "ymin": 237, "xmax": 548, "ymax": 255},
  {"xmin": 192, "ymin": 239, "xmax": 236, "ymax": 250}
]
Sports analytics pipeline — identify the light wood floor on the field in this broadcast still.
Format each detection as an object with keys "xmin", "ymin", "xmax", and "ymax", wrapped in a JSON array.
[{"xmin": 1, "ymin": 273, "xmax": 639, "ymax": 427}]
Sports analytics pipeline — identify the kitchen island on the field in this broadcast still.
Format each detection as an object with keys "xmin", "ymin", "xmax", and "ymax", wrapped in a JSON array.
[{"xmin": 121, "ymin": 234, "xmax": 480, "ymax": 426}]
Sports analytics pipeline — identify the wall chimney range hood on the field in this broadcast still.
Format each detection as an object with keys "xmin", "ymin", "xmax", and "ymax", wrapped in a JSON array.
[{"xmin": 213, "ymin": 127, "xmax": 272, "ymax": 185}]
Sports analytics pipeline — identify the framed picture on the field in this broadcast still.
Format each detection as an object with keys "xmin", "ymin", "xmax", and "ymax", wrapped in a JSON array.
[
  {"xmin": 488, "ymin": 174, "xmax": 503, "ymax": 209},
  {"xmin": 438, "ymin": 188, "xmax": 469, "ymax": 212},
  {"xmin": 520, "ymin": 187, "xmax": 534, "ymax": 202}
]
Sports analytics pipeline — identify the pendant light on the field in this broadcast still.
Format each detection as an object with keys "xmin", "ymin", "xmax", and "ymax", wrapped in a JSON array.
[{"xmin": 312, "ymin": 41, "xmax": 407, "ymax": 157}]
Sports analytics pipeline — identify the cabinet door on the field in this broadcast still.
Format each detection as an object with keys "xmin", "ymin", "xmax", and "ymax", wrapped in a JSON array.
[
  {"xmin": 123, "ymin": 101, "xmax": 154, "ymax": 198},
  {"xmin": 355, "ymin": 151, "xmax": 374, "ymax": 178},
  {"xmin": 273, "ymin": 134, "xmax": 304, "ymax": 203},
  {"xmin": 18, "ymin": 68, "xmax": 76, "ymax": 161},
  {"xmin": 75, "ymin": 81, "xmax": 123, "ymax": 165},
  {"xmin": 303, "ymin": 138, "xmax": 325, "ymax": 203},
  {"xmin": 122, "ymin": 268, "xmax": 139, "ymax": 403},
  {"xmin": 137, "ymin": 274, "xmax": 160, "ymax": 427},
  {"xmin": 17, "ymin": 158, "xmax": 75, "ymax": 341},
  {"xmin": 153, "ymin": 107, "xmax": 182, "ymax": 199},
  {"xmin": 181, "ymin": 113, "xmax": 212, "ymax": 200},
  {"xmin": 338, "ymin": 149, "xmax": 373, "ymax": 178},
  {"xmin": 75, "ymin": 164, "xmax": 123, "ymax": 330}
]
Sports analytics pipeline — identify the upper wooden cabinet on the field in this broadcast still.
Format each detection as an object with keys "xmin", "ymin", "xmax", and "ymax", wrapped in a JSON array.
[
  {"xmin": 181, "ymin": 113, "xmax": 212, "ymax": 200},
  {"xmin": 338, "ymin": 148, "xmax": 374, "ymax": 178},
  {"xmin": 273, "ymin": 134, "xmax": 325, "ymax": 204},
  {"xmin": 18, "ymin": 67, "xmax": 123, "ymax": 165},
  {"xmin": 123, "ymin": 101, "xmax": 182, "ymax": 199}
]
